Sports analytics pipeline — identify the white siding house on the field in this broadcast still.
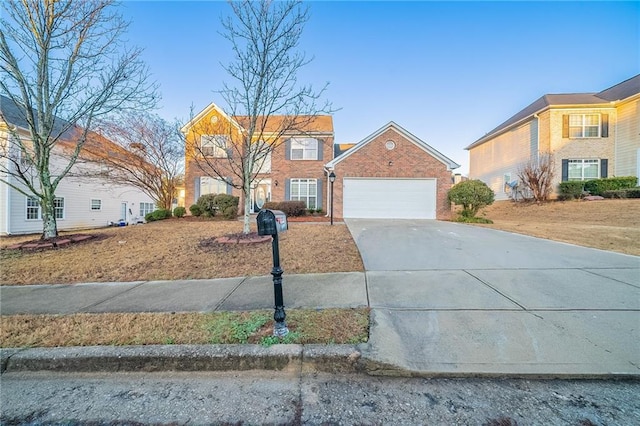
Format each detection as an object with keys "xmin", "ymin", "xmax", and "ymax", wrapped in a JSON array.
[{"xmin": 1, "ymin": 96, "xmax": 155, "ymax": 236}]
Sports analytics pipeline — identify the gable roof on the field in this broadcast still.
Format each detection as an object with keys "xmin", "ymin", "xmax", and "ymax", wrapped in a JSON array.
[
  {"xmin": 0, "ymin": 94, "xmax": 148, "ymax": 164},
  {"xmin": 325, "ymin": 121, "xmax": 460, "ymax": 170},
  {"xmin": 0, "ymin": 94, "xmax": 80, "ymax": 140},
  {"xmin": 466, "ymin": 74, "xmax": 640, "ymax": 150},
  {"xmin": 180, "ymin": 101, "xmax": 334, "ymax": 135}
]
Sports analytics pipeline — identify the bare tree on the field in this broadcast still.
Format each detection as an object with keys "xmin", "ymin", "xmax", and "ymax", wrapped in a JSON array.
[
  {"xmin": 187, "ymin": 0, "xmax": 333, "ymax": 234},
  {"xmin": 0, "ymin": 0, "xmax": 157, "ymax": 239},
  {"xmin": 78, "ymin": 113, "xmax": 184, "ymax": 211},
  {"xmin": 517, "ymin": 153, "xmax": 555, "ymax": 202}
]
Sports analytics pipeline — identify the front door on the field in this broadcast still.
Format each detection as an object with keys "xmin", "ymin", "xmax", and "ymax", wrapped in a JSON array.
[
  {"xmin": 251, "ymin": 180, "xmax": 271, "ymax": 213},
  {"xmin": 121, "ymin": 202, "xmax": 127, "ymax": 221}
]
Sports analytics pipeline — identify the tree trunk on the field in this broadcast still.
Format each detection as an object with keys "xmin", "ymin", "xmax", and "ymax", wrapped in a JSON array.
[
  {"xmin": 41, "ymin": 197, "xmax": 58, "ymax": 240},
  {"xmin": 243, "ymin": 177, "xmax": 252, "ymax": 234}
]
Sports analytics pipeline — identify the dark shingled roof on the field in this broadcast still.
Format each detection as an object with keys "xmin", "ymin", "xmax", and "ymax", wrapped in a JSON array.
[
  {"xmin": 0, "ymin": 94, "xmax": 78, "ymax": 140},
  {"xmin": 466, "ymin": 74, "xmax": 640, "ymax": 150}
]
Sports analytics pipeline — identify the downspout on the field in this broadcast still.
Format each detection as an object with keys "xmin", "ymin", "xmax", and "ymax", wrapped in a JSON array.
[
  {"xmin": 611, "ymin": 101, "xmax": 618, "ymax": 176},
  {"xmin": 323, "ymin": 166, "xmax": 332, "ymax": 218},
  {"xmin": 533, "ymin": 113, "xmax": 540, "ymax": 161},
  {"xmin": 4, "ymin": 171, "xmax": 10, "ymax": 234}
]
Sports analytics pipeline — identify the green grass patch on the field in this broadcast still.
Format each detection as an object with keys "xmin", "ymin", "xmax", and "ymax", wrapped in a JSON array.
[{"xmin": 1, "ymin": 308, "xmax": 370, "ymax": 348}]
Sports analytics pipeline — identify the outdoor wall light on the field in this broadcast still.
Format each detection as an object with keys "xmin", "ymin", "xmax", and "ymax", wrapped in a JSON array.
[
  {"xmin": 388, "ymin": 161, "xmax": 393, "ymax": 166},
  {"xmin": 274, "ymin": 180, "xmax": 278, "ymax": 187}
]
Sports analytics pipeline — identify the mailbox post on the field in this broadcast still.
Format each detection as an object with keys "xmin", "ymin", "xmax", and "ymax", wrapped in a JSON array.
[{"xmin": 256, "ymin": 209, "xmax": 289, "ymax": 337}]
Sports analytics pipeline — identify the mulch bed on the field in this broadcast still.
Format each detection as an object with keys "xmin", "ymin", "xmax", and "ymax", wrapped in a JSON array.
[
  {"xmin": 214, "ymin": 232, "xmax": 271, "ymax": 244},
  {"xmin": 3, "ymin": 234, "xmax": 104, "ymax": 251}
]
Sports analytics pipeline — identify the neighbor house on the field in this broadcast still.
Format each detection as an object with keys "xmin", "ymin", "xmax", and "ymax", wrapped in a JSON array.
[
  {"xmin": 181, "ymin": 102, "xmax": 334, "ymax": 213},
  {"xmin": 0, "ymin": 95, "xmax": 156, "ymax": 235},
  {"xmin": 324, "ymin": 122, "xmax": 460, "ymax": 220},
  {"xmin": 466, "ymin": 75, "xmax": 640, "ymax": 200}
]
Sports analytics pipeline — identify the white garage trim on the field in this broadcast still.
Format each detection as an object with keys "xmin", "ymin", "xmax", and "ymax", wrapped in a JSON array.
[{"xmin": 343, "ymin": 178, "xmax": 437, "ymax": 219}]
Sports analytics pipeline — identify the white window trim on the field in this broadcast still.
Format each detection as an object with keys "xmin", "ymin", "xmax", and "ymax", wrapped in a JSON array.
[
  {"xmin": 91, "ymin": 199, "xmax": 102, "ymax": 211},
  {"xmin": 568, "ymin": 159, "xmax": 600, "ymax": 181},
  {"xmin": 503, "ymin": 173, "xmax": 512, "ymax": 193},
  {"xmin": 569, "ymin": 114, "xmax": 601, "ymax": 139},
  {"xmin": 200, "ymin": 176, "xmax": 228, "ymax": 196},
  {"xmin": 289, "ymin": 178, "xmax": 318, "ymax": 209},
  {"xmin": 26, "ymin": 196, "xmax": 40, "ymax": 221},
  {"xmin": 290, "ymin": 138, "xmax": 318, "ymax": 160},
  {"xmin": 54, "ymin": 197, "xmax": 65, "ymax": 220},
  {"xmin": 201, "ymin": 135, "xmax": 229, "ymax": 158},
  {"xmin": 139, "ymin": 202, "xmax": 155, "ymax": 217}
]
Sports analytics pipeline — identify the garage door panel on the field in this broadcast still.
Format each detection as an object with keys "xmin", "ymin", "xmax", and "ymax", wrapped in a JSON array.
[{"xmin": 343, "ymin": 178, "xmax": 436, "ymax": 219}]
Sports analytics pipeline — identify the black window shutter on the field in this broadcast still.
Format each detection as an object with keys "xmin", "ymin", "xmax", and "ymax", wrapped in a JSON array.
[
  {"xmin": 285, "ymin": 139, "xmax": 291, "ymax": 160},
  {"xmin": 561, "ymin": 159, "xmax": 569, "ymax": 182},
  {"xmin": 562, "ymin": 115, "xmax": 569, "ymax": 138},
  {"xmin": 600, "ymin": 159, "xmax": 608, "ymax": 178},
  {"xmin": 194, "ymin": 177, "xmax": 201, "ymax": 202},
  {"xmin": 317, "ymin": 139, "xmax": 324, "ymax": 161},
  {"xmin": 601, "ymin": 114, "xmax": 609, "ymax": 138},
  {"xmin": 226, "ymin": 177, "xmax": 233, "ymax": 195},
  {"xmin": 284, "ymin": 178, "xmax": 290, "ymax": 200}
]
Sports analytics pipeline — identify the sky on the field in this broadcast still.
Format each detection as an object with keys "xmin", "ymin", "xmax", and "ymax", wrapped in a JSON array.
[{"xmin": 119, "ymin": 1, "xmax": 639, "ymax": 175}]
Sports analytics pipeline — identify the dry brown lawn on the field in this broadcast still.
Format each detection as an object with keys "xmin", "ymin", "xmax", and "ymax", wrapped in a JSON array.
[
  {"xmin": 0, "ymin": 308, "xmax": 370, "ymax": 348},
  {"xmin": 475, "ymin": 199, "xmax": 640, "ymax": 256},
  {"xmin": 0, "ymin": 220, "xmax": 364, "ymax": 285}
]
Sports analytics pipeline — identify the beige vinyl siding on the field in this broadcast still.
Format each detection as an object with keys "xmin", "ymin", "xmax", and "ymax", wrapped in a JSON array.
[
  {"xmin": 614, "ymin": 99, "xmax": 640, "ymax": 177},
  {"xmin": 469, "ymin": 119, "xmax": 536, "ymax": 200},
  {"xmin": 550, "ymin": 108, "xmax": 616, "ymax": 182}
]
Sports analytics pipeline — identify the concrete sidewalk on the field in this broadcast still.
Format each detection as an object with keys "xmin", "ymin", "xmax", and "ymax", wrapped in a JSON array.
[{"xmin": 2, "ymin": 266, "xmax": 639, "ymax": 378}]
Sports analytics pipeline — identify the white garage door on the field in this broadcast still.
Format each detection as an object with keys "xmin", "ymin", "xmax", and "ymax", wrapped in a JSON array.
[{"xmin": 343, "ymin": 178, "xmax": 437, "ymax": 219}]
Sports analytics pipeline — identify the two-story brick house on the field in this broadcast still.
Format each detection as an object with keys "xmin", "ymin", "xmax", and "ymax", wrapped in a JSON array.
[
  {"xmin": 466, "ymin": 75, "xmax": 640, "ymax": 200},
  {"xmin": 182, "ymin": 102, "xmax": 334, "ymax": 213}
]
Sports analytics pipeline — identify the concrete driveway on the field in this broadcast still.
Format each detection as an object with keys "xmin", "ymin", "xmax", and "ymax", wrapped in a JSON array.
[{"xmin": 346, "ymin": 219, "xmax": 640, "ymax": 377}]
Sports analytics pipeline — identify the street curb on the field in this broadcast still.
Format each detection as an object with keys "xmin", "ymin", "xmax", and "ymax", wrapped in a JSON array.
[{"xmin": 0, "ymin": 345, "xmax": 365, "ymax": 374}]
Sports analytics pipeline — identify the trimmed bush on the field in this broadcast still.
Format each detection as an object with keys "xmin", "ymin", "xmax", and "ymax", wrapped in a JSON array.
[
  {"xmin": 197, "ymin": 194, "xmax": 218, "ymax": 216},
  {"xmin": 628, "ymin": 187, "xmax": 640, "ymax": 198},
  {"xmin": 145, "ymin": 209, "xmax": 172, "ymax": 222},
  {"xmin": 263, "ymin": 201, "xmax": 307, "ymax": 216},
  {"xmin": 558, "ymin": 181, "xmax": 584, "ymax": 200},
  {"xmin": 603, "ymin": 187, "xmax": 640, "ymax": 199},
  {"xmin": 583, "ymin": 176, "xmax": 638, "ymax": 196},
  {"xmin": 189, "ymin": 204, "xmax": 203, "ymax": 217},
  {"xmin": 222, "ymin": 205, "xmax": 239, "ymax": 220},
  {"xmin": 173, "ymin": 206, "xmax": 186, "ymax": 218},
  {"xmin": 447, "ymin": 180, "xmax": 495, "ymax": 218},
  {"xmin": 213, "ymin": 194, "xmax": 240, "ymax": 220}
]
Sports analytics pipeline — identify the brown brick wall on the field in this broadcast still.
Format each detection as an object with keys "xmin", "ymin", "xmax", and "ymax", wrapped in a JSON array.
[
  {"xmin": 330, "ymin": 129, "xmax": 454, "ymax": 219},
  {"xmin": 185, "ymin": 135, "xmax": 333, "ymax": 213}
]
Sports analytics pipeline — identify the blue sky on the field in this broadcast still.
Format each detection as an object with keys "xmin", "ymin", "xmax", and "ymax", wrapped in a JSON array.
[{"xmin": 119, "ymin": 1, "xmax": 639, "ymax": 175}]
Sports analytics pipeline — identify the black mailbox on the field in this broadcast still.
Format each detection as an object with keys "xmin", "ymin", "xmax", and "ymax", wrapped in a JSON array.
[{"xmin": 257, "ymin": 209, "xmax": 278, "ymax": 236}]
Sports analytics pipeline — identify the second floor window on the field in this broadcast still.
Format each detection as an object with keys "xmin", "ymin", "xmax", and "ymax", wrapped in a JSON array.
[
  {"xmin": 290, "ymin": 138, "xmax": 318, "ymax": 160},
  {"xmin": 201, "ymin": 135, "xmax": 229, "ymax": 158},
  {"xmin": 569, "ymin": 114, "xmax": 600, "ymax": 138}
]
